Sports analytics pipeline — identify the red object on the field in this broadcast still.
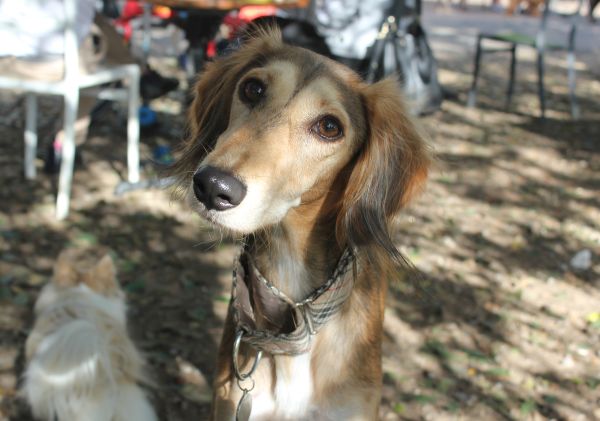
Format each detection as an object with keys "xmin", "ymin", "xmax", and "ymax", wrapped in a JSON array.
[
  {"xmin": 238, "ymin": 5, "xmax": 277, "ymax": 21},
  {"xmin": 217, "ymin": 5, "xmax": 277, "ymax": 44},
  {"xmin": 122, "ymin": 0, "xmax": 144, "ymax": 20},
  {"xmin": 154, "ymin": 5, "xmax": 173, "ymax": 19},
  {"xmin": 114, "ymin": 1, "xmax": 174, "ymax": 42},
  {"xmin": 206, "ymin": 40, "xmax": 217, "ymax": 58}
]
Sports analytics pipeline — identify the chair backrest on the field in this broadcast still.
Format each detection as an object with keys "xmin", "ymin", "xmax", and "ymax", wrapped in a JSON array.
[
  {"xmin": 537, "ymin": 0, "xmax": 584, "ymax": 50},
  {"xmin": 0, "ymin": 0, "xmax": 90, "ymax": 93}
]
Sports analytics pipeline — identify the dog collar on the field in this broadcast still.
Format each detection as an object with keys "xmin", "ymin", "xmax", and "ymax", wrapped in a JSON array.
[{"xmin": 230, "ymin": 242, "xmax": 356, "ymax": 356}]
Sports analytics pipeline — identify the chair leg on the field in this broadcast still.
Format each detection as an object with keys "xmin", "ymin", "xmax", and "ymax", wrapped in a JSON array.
[
  {"xmin": 567, "ymin": 50, "xmax": 579, "ymax": 119},
  {"xmin": 24, "ymin": 94, "xmax": 38, "ymax": 180},
  {"xmin": 56, "ymin": 88, "xmax": 79, "ymax": 220},
  {"xmin": 536, "ymin": 50, "xmax": 546, "ymax": 119},
  {"xmin": 366, "ymin": 35, "xmax": 387, "ymax": 84},
  {"xmin": 467, "ymin": 35, "xmax": 483, "ymax": 108},
  {"xmin": 506, "ymin": 44, "xmax": 517, "ymax": 109},
  {"xmin": 126, "ymin": 65, "xmax": 140, "ymax": 184}
]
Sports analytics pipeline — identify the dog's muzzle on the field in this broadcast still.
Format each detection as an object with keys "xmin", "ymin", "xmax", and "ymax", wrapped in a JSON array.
[{"xmin": 193, "ymin": 165, "xmax": 247, "ymax": 211}]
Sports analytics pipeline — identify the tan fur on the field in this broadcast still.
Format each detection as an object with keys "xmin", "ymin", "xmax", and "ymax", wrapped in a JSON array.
[
  {"xmin": 52, "ymin": 248, "xmax": 118, "ymax": 293},
  {"xmin": 173, "ymin": 28, "xmax": 430, "ymax": 420}
]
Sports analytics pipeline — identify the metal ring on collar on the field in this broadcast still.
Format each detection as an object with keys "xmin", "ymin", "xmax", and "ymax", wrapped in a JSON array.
[
  {"xmin": 236, "ymin": 377, "xmax": 255, "ymax": 393},
  {"xmin": 233, "ymin": 329, "xmax": 263, "ymax": 381}
]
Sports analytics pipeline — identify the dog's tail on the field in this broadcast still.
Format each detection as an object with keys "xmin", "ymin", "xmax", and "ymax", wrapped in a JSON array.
[{"xmin": 22, "ymin": 319, "xmax": 156, "ymax": 421}]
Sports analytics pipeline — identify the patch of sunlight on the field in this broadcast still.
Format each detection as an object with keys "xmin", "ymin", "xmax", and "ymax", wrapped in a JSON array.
[
  {"xmin": 570, "ymin": 197, "xmax": 600, "ymax": 216},
  {"xmin": 545, "ymin": 54, "xmax": 587, "ymax": 71},
  {"xmin": 563, "ymin": 219, "xmax": 600, "ymax": 245},
  {"xmin": 437, "ymin": 68, "xmax": 471, "ymax": 85},
  {"xmin": 31, "ymin": 201, "xmax": 56, "ymax": 221},
  {"xmin": 149, "ymin": 96, "xmax": 182, "ymax": 116}
]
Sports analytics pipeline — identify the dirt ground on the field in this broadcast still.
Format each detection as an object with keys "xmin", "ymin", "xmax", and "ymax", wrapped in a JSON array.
[{"xmin": 1, "ymin": 11, "xmax": 599, "ymax": 421}]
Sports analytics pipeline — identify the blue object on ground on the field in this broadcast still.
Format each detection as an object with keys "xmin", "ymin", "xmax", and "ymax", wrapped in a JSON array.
[
  {"xmin": 139, "ymin": 105, "xmax": 157, "ymax": 127},
  {"xmin": 153, "ymin": 145, "xmax": 174, "ymax": 165}
]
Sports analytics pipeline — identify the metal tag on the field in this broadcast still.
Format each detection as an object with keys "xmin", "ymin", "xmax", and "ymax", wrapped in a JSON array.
[{"xmin": 235, "ymin": 390, "xmax": 252, "ymax": 421}]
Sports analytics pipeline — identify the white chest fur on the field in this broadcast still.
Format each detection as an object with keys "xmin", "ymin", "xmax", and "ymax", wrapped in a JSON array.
[{"xmin": 251, "ymin": 352, "xmax": 314, "ymax": 420}]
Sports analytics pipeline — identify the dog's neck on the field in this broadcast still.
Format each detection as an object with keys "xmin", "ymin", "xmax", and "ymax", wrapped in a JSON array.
[{"xmin": 251, "ymin": 198, "xmax": 342, "ymax": 303}]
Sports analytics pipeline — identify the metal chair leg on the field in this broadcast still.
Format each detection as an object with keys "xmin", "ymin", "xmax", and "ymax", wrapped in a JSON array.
[
  {"xmin": 24, "ymin": 94, "xmax": 38, "ymax": 180},
  {"xmin": 467, "ymin": 35, "xmax": 483, "ymax": 108},
  {"xmin": 56, "ymin": 88, "xmax": 79, "ymax": 220},
  {"xmin": 126, "ymin": 65, "xmax": 140, "ymax": 183},
  {"xmin": 366, "ymin": 35, "xmax": 388, "ymax": 84},
  {"xmin": 536, "ymin": 50, "xmax": 546, "ymax": 119},
  {"xmin": 567, "ymin": 50, "xmax": 579, "ymax": 119},
  {"xmin": 506, "ymin": 44, "xmax": 517, "ymax": 109}
]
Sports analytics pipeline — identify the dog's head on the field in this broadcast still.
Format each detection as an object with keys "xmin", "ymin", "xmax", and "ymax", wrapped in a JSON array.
[
  {"xmin": 173, "ymin": 28, "xmax": 430, "ymax": 267},
  {"xmin": 52, "ymin": 248, "xmax": 120, "ymax": 297},
  {"xmin": 33, "ymin": 248, "xmax": 125, "ymax": 321}
]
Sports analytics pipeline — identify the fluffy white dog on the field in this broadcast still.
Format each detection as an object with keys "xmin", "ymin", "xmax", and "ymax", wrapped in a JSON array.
[{"xmin": 22, "ymin": 248, "xmax": 157, "ymax": 421}]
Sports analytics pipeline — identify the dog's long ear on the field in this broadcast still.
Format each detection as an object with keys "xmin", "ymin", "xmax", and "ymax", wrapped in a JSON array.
[
  {"xmin": 338, "ymin": 78, "xmax": 430, "ymax": 270},
  {"xmin": 170, "ymin": 28, "xmax": 283, "ymax": 188}
]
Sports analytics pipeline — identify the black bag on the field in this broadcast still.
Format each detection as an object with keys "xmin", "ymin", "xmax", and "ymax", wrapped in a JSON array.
[
  {"xmin": 101, "ymin": 0, "xmax": 120, "ymax": 19},
  {"xmin": 365, "ymin": 2, "xmax": 442, "ymax": 115},
  {"xmin": 249, "ymin": 16, "xmax": 332, "ymax": 58}
]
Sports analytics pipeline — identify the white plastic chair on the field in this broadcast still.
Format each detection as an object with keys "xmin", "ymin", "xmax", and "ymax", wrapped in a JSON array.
[{"xmin": 0, "ymin": 0, "xmax": 140, "ymax": 219}]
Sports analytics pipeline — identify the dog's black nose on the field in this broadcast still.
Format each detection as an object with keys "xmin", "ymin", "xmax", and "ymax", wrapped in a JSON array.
[{"xmin": 193, "ymin": 166, "xmax": 247, "ymax": 211}]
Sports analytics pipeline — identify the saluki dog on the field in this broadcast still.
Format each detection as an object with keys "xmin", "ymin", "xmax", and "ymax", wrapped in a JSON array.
[{"xmin": 172, "ymin": 28, "xmax": 430, "ymax": 421}]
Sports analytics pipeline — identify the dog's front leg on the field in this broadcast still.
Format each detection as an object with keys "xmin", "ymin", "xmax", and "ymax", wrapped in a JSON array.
[
  {"xmin": 211, "ymin": 312, "xmax": 274, "ymax": 421},
  {"xmin": 210, "ymin": 310, "xmax": 240, "ymax": 421},
  {"xmin": 211, "ymin": 383, "xmax": 239, "ymax": 421}
]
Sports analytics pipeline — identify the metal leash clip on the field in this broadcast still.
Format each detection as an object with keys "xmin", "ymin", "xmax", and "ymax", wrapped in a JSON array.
[{"xmin": 233, "ymin": 329, "xmax": 262, "ymax": 421}]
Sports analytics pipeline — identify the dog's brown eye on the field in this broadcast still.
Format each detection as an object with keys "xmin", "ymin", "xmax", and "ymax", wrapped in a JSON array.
[
  {"xmin": 313, "ymin": 116, "xmax": 343, "ymax": 141},
  {"xmin": 240, "ymin": 78, "xmax": 266, "ymax": 105}
]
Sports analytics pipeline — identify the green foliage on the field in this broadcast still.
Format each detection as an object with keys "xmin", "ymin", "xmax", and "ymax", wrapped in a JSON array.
[{"xmin": 520, "ymin": 399, "xmax": 536, "ymax": 415}]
